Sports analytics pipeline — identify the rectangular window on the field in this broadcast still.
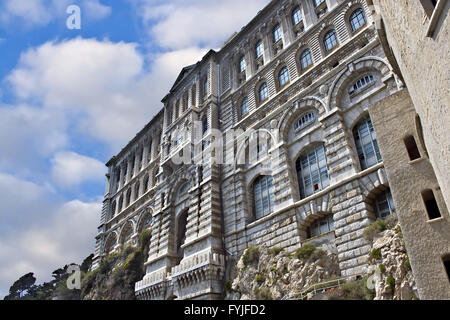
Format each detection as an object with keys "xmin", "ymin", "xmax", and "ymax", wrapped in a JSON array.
[
  {"xmin": 422, "ymin": 189, "xmax": 441, "ymax": 220},
  {"xmin": 404, "ymin": 136, "xmax": 421, "ymax": 161},
  {"xmin": 443, "ymin": 255, "xmax": 450, "ymax": 283}
]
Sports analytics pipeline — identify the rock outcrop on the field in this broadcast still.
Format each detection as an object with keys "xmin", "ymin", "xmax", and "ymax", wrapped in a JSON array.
[
  {"xmin": 366, "ymin": 223, "xmax": 417, "ymax": 300},
  {"xmin": 225, "ymin": 217, "xmax": 417, "ymax": 300},
  {"xmin": 224, "ymin": 245, "xmax": 341, "ymax": 300}
]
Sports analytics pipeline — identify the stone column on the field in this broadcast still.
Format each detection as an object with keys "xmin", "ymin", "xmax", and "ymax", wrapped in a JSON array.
[
  {"xmin": 119, "ymin": 164, "xmax": 125, "ymax": 189},
  {"xmin": 143, "ymin": 140, "xmax": 150, "ymax": 165},
  {"xmin": 303, "ymin": 0, "xmax": 317, "ymax": 29},
  {"xmin": 280, "ymin": 11, "xmax": 293, "ymax": 47},
  {"xmin": 326, "ymin": 0, "xmax": 339, "ymax": 10},
  {"xmin": 126, "ymin": 157, "xmax": 132, "ymax": 183},
  {"xmin": 262, "ymin": 31, "xmax": 272, "ymax": 64},
  {"xmin": 320, "ymin": 109, "xmax": 359, "ymax": 184},
  {"xmin": 134, "ymin": 149, "xmax": 140, "ymax": 176}
]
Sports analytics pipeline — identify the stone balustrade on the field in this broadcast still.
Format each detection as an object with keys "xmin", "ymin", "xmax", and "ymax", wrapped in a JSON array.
[{"xmin": 135, "ymin": 267, "xmax": 167, "ymax": 292}]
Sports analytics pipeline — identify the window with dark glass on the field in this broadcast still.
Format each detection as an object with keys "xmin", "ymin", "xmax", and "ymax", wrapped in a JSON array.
[
  {"xmin": 348, "ymin": 75, "xmax": 374, "ymax": 95},
  {"xmin": 202, "ymin": 115, "xmax": 208, "ymax": 135},
  {"xmin": 307, "ymin": 214, "xmax": 335, "ymax": 238},
  {"xmin": 259, "ymin": 82, "xmax": 268, "ymax": 102},
  {"xmin": 278, "ymin": 66, "xmax": 290, "ymax": 87},
  {"xmin": 353, "ymin": 115, "xmax": 382, "ymax": 170},
  {"xmin": 300, "ymin": 48, "xmax": 313, "ymax": 70},
  {"xmin": 292, "ymin": 6, "xmax": 303, "ymax": 25},
  {"xmin": 239, "ymin": 55, "xmax": 246, "ymax": 73},
  {"xmin": 255, "ymin": 40, "xmax": 263, "ymax": 58},
  {"xmin": 253, "ymin": 175, "xmax": 275, "ymax": 220},
  {"xmin": 350, "ymin": 8, "xmax": 367, "ymax": 32},
  {"xmin": 374, "ymin": 189, "xmax": 395, "ymax": 219},
  {"xmin": 296, "ymin": 145, "xmax": 330, "ymax": 199},
  {"xmin": 294, "ymin": 111, "xmax": 315, "ymax": 131},
  {"xmin": 241, "ymin": 97, "xmax": 249, "ymax": 116},
  {"xmin": 323, "ymin": 29, "xmax": 338, "ymax": 52}
]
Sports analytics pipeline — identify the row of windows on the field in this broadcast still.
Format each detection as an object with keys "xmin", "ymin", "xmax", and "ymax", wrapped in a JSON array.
[
  {"xmin": 237, "ymin": 7, "xmax": 367, "ymax": 87},
  {"xmin": 252, "ymin": 115, "xmax": 383, "ymax": 219},
  {"xmin": 253, "ymin": 185, "xmax": 395, "ymax": 240},
  {"xmin": 110, "ymin": 173, "xmax": 155, "ymax": 218},
  {"xmin": 113, "ymin": 137, "xmax": 160, "ymax": 192},
  {"xmin": 238, "ymin": 8, "xmax": 367, "ymax": 118}
]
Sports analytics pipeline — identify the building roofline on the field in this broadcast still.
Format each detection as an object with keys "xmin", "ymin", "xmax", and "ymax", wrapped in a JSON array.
[{"xmin": 105, "ymin": 108, "xmax": 164, "ymax": 167}]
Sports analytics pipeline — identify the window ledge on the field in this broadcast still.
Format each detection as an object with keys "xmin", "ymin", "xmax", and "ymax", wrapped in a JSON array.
[
  {"xmin": 301, "ymin": 230, "xmax": 335, "ymax": 243},
  {"xmin": 408, "ymin": 157, "xmax": 426, "ymax": 165},
  {"xmin": 427, "ymin": 216, "xmax": 445, "ymax": 224}
]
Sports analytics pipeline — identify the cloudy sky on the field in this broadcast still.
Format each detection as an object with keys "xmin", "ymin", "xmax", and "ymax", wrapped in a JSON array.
[{"xmin": 0, "ymin": 0, "xmax": 270, "ymax": 298}]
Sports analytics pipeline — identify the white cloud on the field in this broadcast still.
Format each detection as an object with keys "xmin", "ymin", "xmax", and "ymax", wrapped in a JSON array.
[
  {"xmin": 82, "ymin": 0, "xmax": 111, "ymax": 20},
  {"xmin": 6, "ymin": 38, "xmax": 208, "ymax": 151},
  {"xmin": 0, "ymin": 104, "xmax": 67, "ymax": 176},
  {"xmin": 136, "ymin": 0, "xmax": 270, "ymax": 49},
  {"xmin": 0, "ymin": 173, "xmax": 100, "ymax": 298},
  {"xmin": 51, "ymin": 151, "xmax": 106, "ymax": 188},
  {"xmin": 0, "ymin": 0, "xmax": 52, "ymax": 27}
]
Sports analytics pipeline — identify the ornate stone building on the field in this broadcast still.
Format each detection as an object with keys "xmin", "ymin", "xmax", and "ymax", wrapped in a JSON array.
[{"xmin": 91, "ymin": 0, "xmax": 450, "ymax": 300}]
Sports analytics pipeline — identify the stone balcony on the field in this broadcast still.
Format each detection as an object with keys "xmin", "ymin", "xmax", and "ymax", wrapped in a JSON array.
[{"xmin": 135, "ymin": 247, "xmax": 225, "ymax": 298}]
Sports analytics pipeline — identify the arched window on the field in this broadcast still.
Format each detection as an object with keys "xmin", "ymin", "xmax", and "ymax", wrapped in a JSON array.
[
  {"xmin": 253, "ymin": 175, "xmax": 275, "ymax": 220},
  {"xmin": 259, "ymin": 82, "xmax": 268, "ymax": 102},
  {"xmin": 349, "ymin": 8, "xmax": 366, "ymax": 32},
  {"xmin": 278, "ymin": 66, "xmax": 290, "ymax": 87},
  {"xmin": 300, "ymin": 48, "xmax": 313, "ymax": 70},
  {"xmin": 176, "ymin": 210, "xmax": 188, "ymax": 264},
  {"xmin": 255, "ymin": 40, "xmax": 263, "ymax": 58},
  {"xmin": 104, "ymin": 234, "xmax": 117, "ymax": 254},
  {"xmin": 374, "ymin": 189, "xmax": 395, "ymax": 219},
  {"xmin": 307, "ymin": 214, "xmax": 335, "ymax": 238},
  {"xmin": 273, "ymin": 24, "xmax": 282, "ymax": 43},
  {"xmin": 296, "ymin": 145, "xmax": 330, "ymax": 199},
  {"xmin": 348, "ymin": 74, "xmax": 374, "ymax": 95},
  {"xmin": 142, "ymin": 212, "xmax": 152, "ymax": 230},
  {"xmin": 241, "ymin": 97, "xmax": 249, "ymax": 116},
  {"xmin": 294, "ymin": 111, "xmax": 315, "ymax": 131},
  {"xmin": 353, "ymin": 115, "xmax": 382, "ymax": 170},
  {"xmin": 239, "ymin": 55, "xmax": 246, "ymax": 73},
  {"xmin": 121, "ymin": 223, "xmax": 133, "ymax": 244},
  {"xmin": 323, "ymin": 29, "xmax": 338, "ymax": 52},
  {"xmin": 178, "ymin": 182, "xmax": 190, "ymax": 195},
  {"xmin": 292, "ymin": 6, "xmax": 303, "ymax": 25}
]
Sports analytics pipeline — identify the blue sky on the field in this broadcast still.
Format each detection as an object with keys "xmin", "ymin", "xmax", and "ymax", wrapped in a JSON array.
[{"xmin": 0, "ymin": 0, "xmax": 271, "ymax": 298}]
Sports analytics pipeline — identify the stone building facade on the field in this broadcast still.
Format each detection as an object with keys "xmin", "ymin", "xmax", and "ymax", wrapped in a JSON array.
[{"xmin": 91, "ymin": 0, "xmax": 450, "ymax": 300}]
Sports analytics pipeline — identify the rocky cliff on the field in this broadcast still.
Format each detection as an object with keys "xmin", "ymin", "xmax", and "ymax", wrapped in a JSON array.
[{"xmin": 224, "ymin": 215, "xmax": 417, "ymax": 300}]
